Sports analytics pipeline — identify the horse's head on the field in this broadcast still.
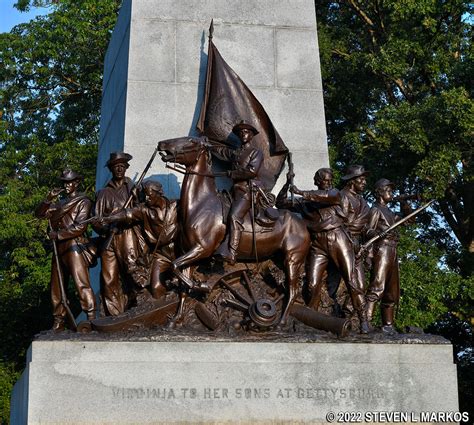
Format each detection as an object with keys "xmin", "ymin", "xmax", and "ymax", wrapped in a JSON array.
[{"xmin": 158, "ymin": 136, "xmax": 210, "ymax": 166}]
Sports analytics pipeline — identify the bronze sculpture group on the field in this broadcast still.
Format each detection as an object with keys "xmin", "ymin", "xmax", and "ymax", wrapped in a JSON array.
[
  {"xmin": 37, "ymin": 125, "xmax": 425, "ymax": 336},
  {"xmin": 35, "ymin": 24, "xmax": 431, "ymax": 336}
]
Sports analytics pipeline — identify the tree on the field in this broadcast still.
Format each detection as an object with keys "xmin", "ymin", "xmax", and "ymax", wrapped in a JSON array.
[{"xmin": 0, "ymin": 1, "xmax": 121, "ymax": 422}]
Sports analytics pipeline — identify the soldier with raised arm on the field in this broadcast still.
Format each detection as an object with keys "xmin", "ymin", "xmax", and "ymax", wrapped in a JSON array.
[
  {"xmin": 35, "ymin": 170, "xmax": 96, "ymax": 331},
  {"xmin": 211, "ymin": 121, "xmax": 264, "ymax": 264},
  {"xmin": 278, "ymin": 167, "xmax": 370, "ymax": 333}
]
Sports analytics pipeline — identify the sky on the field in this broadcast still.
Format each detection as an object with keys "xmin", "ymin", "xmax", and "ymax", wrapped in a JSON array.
[{"xmin": 0, "ymin": 0, "xmax": 49, "ymax": 33}]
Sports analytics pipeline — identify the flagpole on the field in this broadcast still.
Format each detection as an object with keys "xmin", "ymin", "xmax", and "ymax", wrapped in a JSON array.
[{"xmin": 197, "ymin": 19, "xmax": 215, "ymax": 134}]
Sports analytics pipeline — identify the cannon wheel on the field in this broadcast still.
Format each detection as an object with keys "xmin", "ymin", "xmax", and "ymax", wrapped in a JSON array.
[{"xmin": 195, "ymin": 267, "xmax": 284, "ymax": 331}]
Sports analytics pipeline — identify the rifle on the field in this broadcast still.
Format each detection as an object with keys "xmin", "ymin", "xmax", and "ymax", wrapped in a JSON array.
[
  {"xmin": 102, "ymin": 143, "xmax": 161, "ymax": 250},
  {"xmin": 287, "ymin": 153, "xmax": 295, "ymax": 203},
  {"xmin": 358, "ymin": 199, "xmax": 435, "ymax": 257},
  {"xmin": 49, "ymin": 219, "xmax": 77, "ymax": 331}
]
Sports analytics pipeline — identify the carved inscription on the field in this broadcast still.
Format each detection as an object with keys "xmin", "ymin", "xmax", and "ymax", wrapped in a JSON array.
[{"xmin": 112, "ymin": 387, "xmax": 385, "ymax": 401}]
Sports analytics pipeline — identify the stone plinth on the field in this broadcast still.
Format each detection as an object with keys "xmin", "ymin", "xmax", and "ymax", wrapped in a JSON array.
[
  {"xmin": 11, "ymin": 339, "xmax": 458, "ymax": 424},
  {"xmin": 97, "ymin": 0, "xmax": 328, "ymax": 197}
]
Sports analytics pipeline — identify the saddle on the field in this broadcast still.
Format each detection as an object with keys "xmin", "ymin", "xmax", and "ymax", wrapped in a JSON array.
[{"xmin": 218, "ymin": 189, "xmax": 279, "ymax": 230}]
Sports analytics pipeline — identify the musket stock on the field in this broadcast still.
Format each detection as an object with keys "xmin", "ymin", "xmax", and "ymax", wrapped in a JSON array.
[{"xmin": 49, "ymin": 219, "xmax": 77, "ymax": 331}]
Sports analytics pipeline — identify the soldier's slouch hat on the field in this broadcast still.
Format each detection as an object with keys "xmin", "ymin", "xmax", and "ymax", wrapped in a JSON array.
[
  {"xmin": 59, "ymin": 169, "xmax": 83, "ymax": 181},
  {"xmin": 232, "ymin": 120, "xmax": 259, "ymax": 136},
  {"xmin": 106, "ymin": 152, "xmax": 133, "ymax": 168},
  {"xmin": 341, "ymin": 165, "xmax": 369, "ymax": 181}
]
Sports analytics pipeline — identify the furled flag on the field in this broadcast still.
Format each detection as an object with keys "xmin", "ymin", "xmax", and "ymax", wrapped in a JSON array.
[{"xmin": 196, "ymin": 20, "xmax": 288, "ymax": 190}]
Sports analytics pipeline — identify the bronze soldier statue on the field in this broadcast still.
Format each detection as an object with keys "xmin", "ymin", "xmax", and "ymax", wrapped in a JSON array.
[
  {"xmin": 211, "ymin": 121, "xmax": 264, "ymax": 264},
  {"xmin": 35, "ymin": 170, "xmax": 96, "ymax": 331},
  {"xmin": 365, "ymin": 178, "xmax": 411, "ymax": 333},
  {"xmin": 95, "ymin": 180, "xmax": 177, "ymax": 300},
  {"xmin": 278, "ymin": 167, "xmax": 370, "ymax": 333},
  {"xmin": 93, "ymin": 152, "xmax": 142, "ymax": 316},
  {"xmin": 338, "ymin": 165, "xmax": 371, "ymax": 327}
]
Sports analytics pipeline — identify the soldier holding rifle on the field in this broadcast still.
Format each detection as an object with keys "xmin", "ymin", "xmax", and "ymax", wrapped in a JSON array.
[
  {"xmin": 93, "ymin": 152, "xmax": 142, "ymax": 316},
  {"xmin": 35, "ymin": 170, "xmax": 96, "ymax": 332},
  {"xmin": 334, "ymin": 165, "xmax": 371, "ymax": 328},
  {"xmin": 94, "ymin": 181, "xmax": 177, "ymax": 300},
  {"xmin": 364, "ymin": 178, "xmax": 413, "ymax": 333}
]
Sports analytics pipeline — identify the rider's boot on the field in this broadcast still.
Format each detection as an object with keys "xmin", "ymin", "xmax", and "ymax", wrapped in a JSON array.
[{"xmin": 224, "ymin": 221, "xmax": 242, "ymax": 265}]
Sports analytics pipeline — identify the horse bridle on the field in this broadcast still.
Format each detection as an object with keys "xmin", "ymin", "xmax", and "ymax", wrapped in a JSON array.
[{"xmin": 164, "ymin": 142, "xmax": 225, "ymax": 178}]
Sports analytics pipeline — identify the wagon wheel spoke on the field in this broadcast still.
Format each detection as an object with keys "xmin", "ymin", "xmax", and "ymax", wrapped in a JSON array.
[{"xmin": 241, "ymin": 270, "xmax": 257, "ymax": 302}]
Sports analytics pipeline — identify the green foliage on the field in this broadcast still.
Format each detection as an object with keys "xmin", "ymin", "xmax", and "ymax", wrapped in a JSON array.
[
  {"xmin": 396, "ymin": 228, "xmax": 473, "ymax": 328},
  {"xmin": 0, "ymin": 362, "xmax": 19, "ymax": 424}
]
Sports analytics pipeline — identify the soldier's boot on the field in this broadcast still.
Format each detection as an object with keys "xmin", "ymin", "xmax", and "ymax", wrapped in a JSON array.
[
  {"xmin": 87, "ymin": 310, "xmax": 96, "ymax": 322},
  {"xmin": 225, "ymin": 221, "xmax": 243, "ymax": 265},
  {"xmin": 52, "ymin": 316, "xmax": 65, "ymax": 333},
  {"xmin": 306, "ymin": 282, "xmax": 322, "ymax": 310},
  {"xmin": 381, "ymin": 303, "xmax": 397, "ymax": 335},
  {"xmin": 365, "ymin": 300, "xmax": 376, "ymax": 323},
  {"xmin": 352, "ymin": 293, "xmax": 370, "ymax": 334},
  {"xmin": 151, "ymin": 282, "xmax": 167, "ymax": 300},
  {"xmin": 359, "ymin": 313, "xmax": 371, "ymax": 334}
]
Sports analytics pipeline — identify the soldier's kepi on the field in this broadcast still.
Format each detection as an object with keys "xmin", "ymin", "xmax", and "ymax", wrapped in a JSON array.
[{"xmin": 210, "ymin": 120, "xmax": 264, "ymax": 264}]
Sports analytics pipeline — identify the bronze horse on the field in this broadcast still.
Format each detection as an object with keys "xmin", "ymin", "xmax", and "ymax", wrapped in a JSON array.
[{"xmin": 158, "ymin": 136, "xmax": 310, "ymax": 324}]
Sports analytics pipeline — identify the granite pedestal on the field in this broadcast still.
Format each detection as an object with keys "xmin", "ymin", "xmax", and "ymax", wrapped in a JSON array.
[{"xmin": 11, "ymin": 337, "xmax": 459, "ymax": 424}]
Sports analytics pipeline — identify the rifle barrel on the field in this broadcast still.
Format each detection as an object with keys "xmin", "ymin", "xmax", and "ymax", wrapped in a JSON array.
[{"xmin": 361, "ymin": 199, "xmax": 434, "ymax": 251}]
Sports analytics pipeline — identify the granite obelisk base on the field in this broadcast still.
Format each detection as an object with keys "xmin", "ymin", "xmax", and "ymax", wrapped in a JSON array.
[{"xmin": 11, "ymin": 339, "xmax": 458, "ymax": 424}]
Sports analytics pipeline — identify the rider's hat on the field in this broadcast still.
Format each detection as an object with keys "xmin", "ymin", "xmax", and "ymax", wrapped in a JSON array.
[
  {"xmin": 106, "ymin": 152, "xmax": 133, "ymax": 168},
  {"xmin": 59, "ymin": 169, "xmax": 83, "ymax": 181},
  {"xmin": 232, "ymin": 120, "xmax": 259, "ymax": 136},
  {"xmin": 374, "ymin": 178, "xmax": 395, "ymax": 191},
  {"xmin": 341, "ymin": 165, "xmax": 369, "ymax": 181}
]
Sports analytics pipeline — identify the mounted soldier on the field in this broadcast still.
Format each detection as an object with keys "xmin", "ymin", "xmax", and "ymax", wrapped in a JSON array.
[{"xmin": 210, "ymin": 121, "xmax": 264, "ymax": 264}]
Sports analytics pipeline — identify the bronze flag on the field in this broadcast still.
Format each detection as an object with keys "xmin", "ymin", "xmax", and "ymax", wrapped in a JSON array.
[{"xmin": 196, "ymin": 21, "xmax": 288, "ymax": 190}]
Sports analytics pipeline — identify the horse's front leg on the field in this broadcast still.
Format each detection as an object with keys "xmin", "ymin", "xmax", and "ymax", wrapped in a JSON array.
[
  {"xmin": 173, "ymin": 245, "xmax": 207, "ymax": 270},
  {"xmin": 173, "ymin": 246, "xmax": 211, "ymax": 293},
  {"xmin": 167, "ymin": 289, "xmax": 188, "ymax": 329}
]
